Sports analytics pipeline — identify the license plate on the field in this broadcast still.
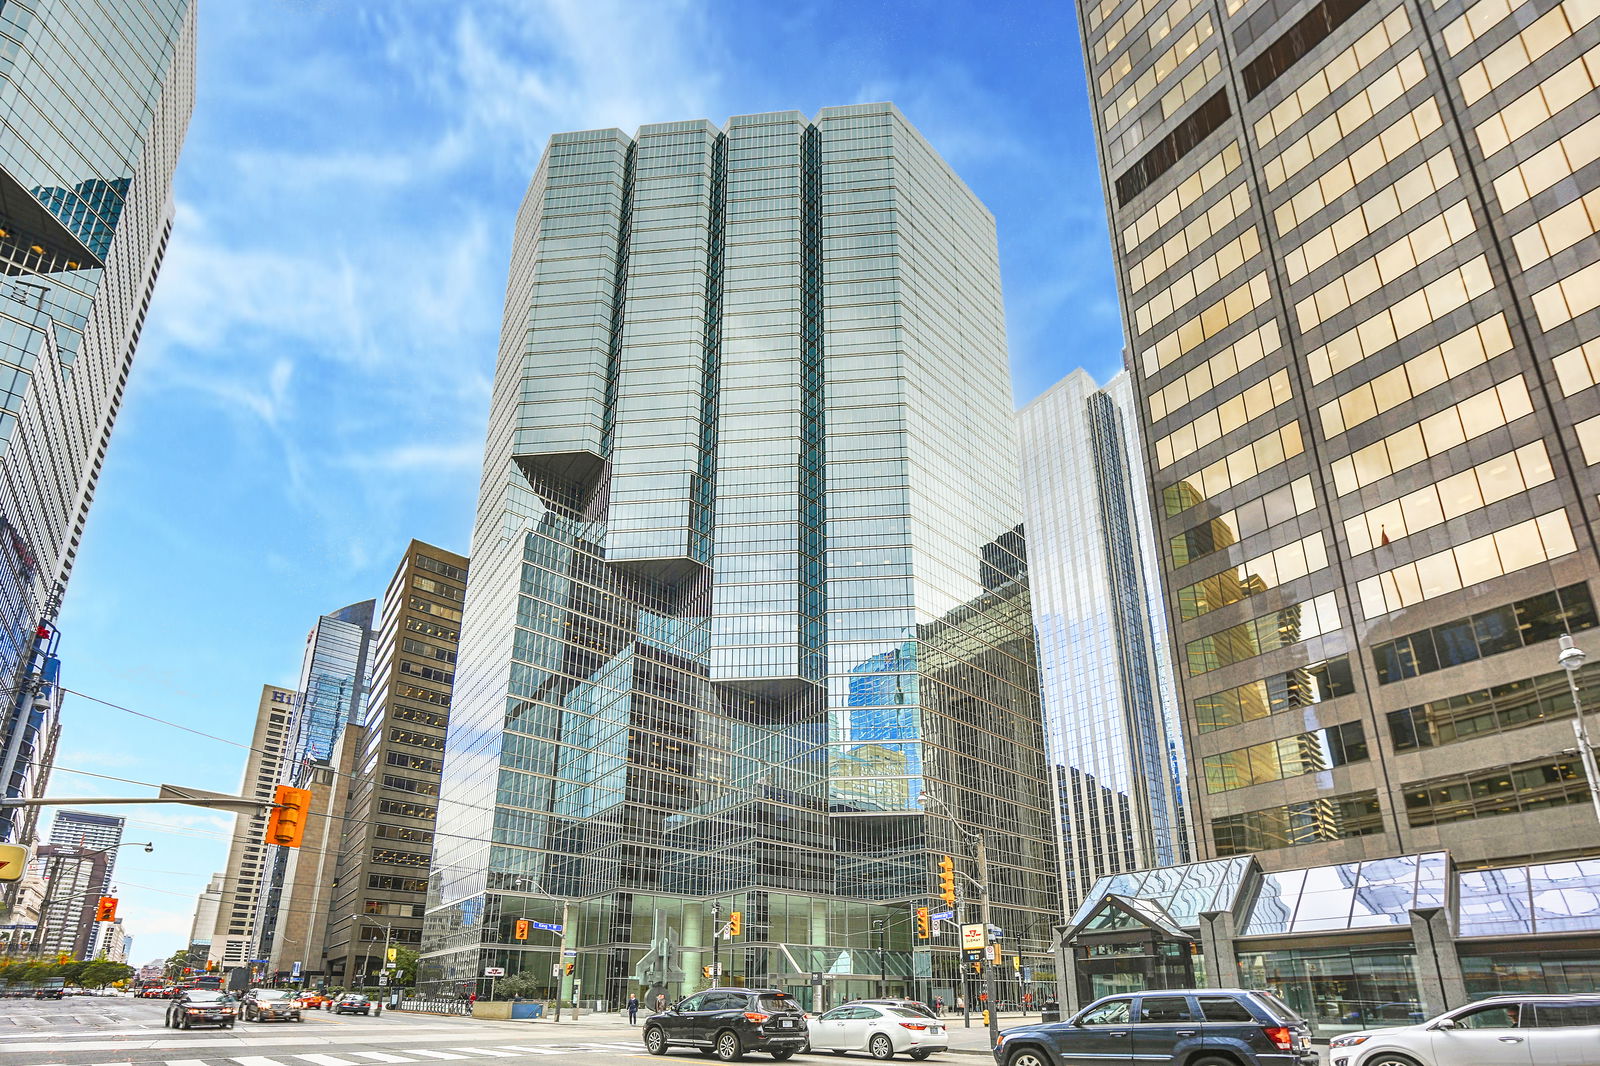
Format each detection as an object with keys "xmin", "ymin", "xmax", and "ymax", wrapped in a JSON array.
[{"xmin": 780, "ymin": 1019, "xmax": 794, "ymax": 1028}]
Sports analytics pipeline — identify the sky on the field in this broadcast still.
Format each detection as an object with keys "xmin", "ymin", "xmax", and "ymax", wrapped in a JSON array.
[{"xmin": 46, "ymin": 0, "xmax": 1124, "ymax": 964}]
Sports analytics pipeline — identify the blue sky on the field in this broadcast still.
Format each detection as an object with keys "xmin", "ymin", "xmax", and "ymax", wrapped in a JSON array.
[{"xmin": 48, "ymin": 0, "xmax": 1122, "ymax": 964}]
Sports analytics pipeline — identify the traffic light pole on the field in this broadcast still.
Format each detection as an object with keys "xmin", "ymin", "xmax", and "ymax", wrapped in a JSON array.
[
  {"xmin": 711, "ymin": 903, "xmax": 721, "ymax": 986},
  {"xmin": 976, "ymin": 833, "xmax": 999, "ymax": 1050}
]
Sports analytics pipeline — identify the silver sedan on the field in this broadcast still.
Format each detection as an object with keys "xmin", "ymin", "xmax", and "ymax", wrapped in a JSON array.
[{"xmin": 806, "ymin": 1003, "xmax": 949, "ymax": 1059}]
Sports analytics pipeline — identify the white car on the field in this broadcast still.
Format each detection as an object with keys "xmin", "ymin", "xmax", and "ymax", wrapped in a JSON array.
[
  {"xmin": 1330, "ymin": 993, "xmax": 1600, "ymax": 1066},
  {"xmin": 807, "ymin": 1002, "xmax": 948, "ymax": 1059}
]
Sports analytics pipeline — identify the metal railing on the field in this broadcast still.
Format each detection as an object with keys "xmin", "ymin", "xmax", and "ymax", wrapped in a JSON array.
[{"xmin": 396, "ymin": 996, "xmax": 472, "ymax": 1016}]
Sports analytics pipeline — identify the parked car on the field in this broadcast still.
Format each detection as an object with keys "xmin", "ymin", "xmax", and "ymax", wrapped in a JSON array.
[
  {"xmin": 1330, "ymin": 993, "xmax": 1600, "ymax": 1066},
  {"xmin": 332, "ymin": 992, "xmax": 372, "ymax": 1016},
  {"xmin": 810, "ymin": 1002, "xmax": 949, "ymax": 1059},
  {"xmin": 242, "ymin": 988, "xmax": 303, "ymax": 1022},
  {"xmin": 32, "ymin": 987, "xmax": 64, "ymax": 999},
  {"xmin": 164, "ymin": 989, "xmax": 237, "ymax": 1030},
  {"xmin": 644, "ymin": 987, "xmax": 809, "ymax": 1060},
  {"xmin": 992, "ymin": 988, "xmax": 1316, "ymax": 1066},
  {"xmin": 846, "ymin": 998, "xmax": 939, "ymax": 1020},
  {"xmin": 1340, "ymin": 1001, "xmax": 1425, "ymax": 1026}
]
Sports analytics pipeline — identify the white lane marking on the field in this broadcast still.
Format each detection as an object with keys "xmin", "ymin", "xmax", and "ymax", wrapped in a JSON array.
[
  {"xmin": 483, "ymin": 1051, "xmax": 560, "ymax": 1058},
  {"xmin": 347, "ymin": 1055, "xmax": 413, "ymax": 1063},
  {"xmin": 164, "ymin": 1059, "xmax": 213, "ymax": 1066},
  {"xmin": 296, "ymin": 1056, "xmax": 359, "ymax": 1066},
  {"xmin": 405, "ymin": 1053, "xmax": 466, "ymax": 1060},
  {"xmin": 449, "ymin": 1050, "xmax": 519, "ymax": 1058},
  {"xmin": 0, "ymin": 1030, "xmax": 157, "ymax": 1041},
  {"xmin": 85, "ymin": 1061, "xmax": 134, "ymax": 1066},
  {"xmin": 233, "ymin": 1057, "xmax": 293, "ymax": 1066}
]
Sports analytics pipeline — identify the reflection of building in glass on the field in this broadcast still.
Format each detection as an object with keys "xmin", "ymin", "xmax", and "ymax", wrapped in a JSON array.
[
  {"xmin": 422, "ymin": 104, "xmax": 1058, "ymax": 1005},
  {"xmin": 0, "ymin": 0, "xmax": 195, "ymax": 847},
  {"xmin": 1020, "ymin": 370, "xmax": 1190, "ymax": 907}
]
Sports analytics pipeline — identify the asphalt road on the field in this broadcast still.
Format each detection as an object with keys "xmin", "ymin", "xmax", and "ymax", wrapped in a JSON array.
[{"xmin": 0, "ymin": 999, "xmax": 654, "ymax": 1066}]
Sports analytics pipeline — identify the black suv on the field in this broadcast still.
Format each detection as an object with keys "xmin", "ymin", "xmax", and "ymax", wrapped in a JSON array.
[
  {"xmin": 644, "ymin": 987, "xmax": 808, "ymax": 1061},
  {"xmin": 164, "ymin": 989, "xmax": 238, "ymax": 1030},
  {"xmin": 993, "ymin": 988, "xmax": 1317, "ymax": 1066}
]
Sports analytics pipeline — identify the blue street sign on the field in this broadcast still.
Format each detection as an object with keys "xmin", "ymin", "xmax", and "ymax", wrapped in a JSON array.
[
  {"xmin": 529, "ymin": 921, "xmax": 564, "ymax": 934},
  {"xmin": 931, "ymin": 910, "xmax": 955, "ymax": 921}
]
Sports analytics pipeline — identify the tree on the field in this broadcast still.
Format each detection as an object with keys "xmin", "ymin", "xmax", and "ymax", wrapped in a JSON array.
[
  {"xmin": 390, "ymin": 946, "xmax": 419, "ymax": 987},
  {"xmin": 81, "ymin": 959, "xmax": 133, "ymax": 988},
  {"xmin": 164, "ymin": 950, "xmax": 190, "ymax": 981},
  {"xmin": 494, "ymin": 970, "xmax": 544, "ymax": 1001}
]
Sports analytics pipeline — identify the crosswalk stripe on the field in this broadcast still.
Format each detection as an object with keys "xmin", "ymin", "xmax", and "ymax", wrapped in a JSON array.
[
  {"xmin": 296, "ymin": 1056, "xmax": 359, "ymax": 1066},
  {"xmin": 233, "ymin": 1057, "xmax": 293, "ymax": 1066},
  {"xmin": 483, "ymin": 1051, "xmax": 560, "ymax": 1058},
  {"xmin": 406, "ymin": 1053, "xmax": 466, "ymax": 1060},
  {"xmin": 86, "ymin": 1061, "xmax": 133, "ymax": 1066},
  {"xmin": 347, "ymin": 1055, "xmax": 412, "ymax": 1063},
  {"xmin": 451, "ymin": 1050, "xmax": 519, "ymax": 1058},
  {"xmin": 165, "ymin": 1059, "xmax": 212, "ymax": 1066}
]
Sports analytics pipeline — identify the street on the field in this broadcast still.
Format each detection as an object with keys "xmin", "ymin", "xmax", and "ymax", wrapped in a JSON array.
[
  {"xmin": 0, "ymin": 998, "xmax": 1001, "ymax": 1063},
  {"xmin": 0, "ymin": 999, "xmax": 653, "ymax": 1066}
]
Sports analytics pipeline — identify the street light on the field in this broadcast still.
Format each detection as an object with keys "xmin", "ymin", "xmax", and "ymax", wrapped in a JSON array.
[
  {"xmin": 1559, "ymin": 634, "xmax": 1600, "ymax": 823},
  {"xmin": 510, "ymin": 875, "xmax": 575, "ymax": 1021},
  {"xmin": 920, "ymin": 791, "xmax": 998, "ymax": 1047},
  {"xmin": 348, "ymin": 913, "xmax": 395, "ymax": 991}
]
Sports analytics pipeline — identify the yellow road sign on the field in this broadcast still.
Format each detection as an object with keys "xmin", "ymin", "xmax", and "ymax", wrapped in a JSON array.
[{"xmin": 0, "ymin": 843, "xmax": 27, "ymax": 882}]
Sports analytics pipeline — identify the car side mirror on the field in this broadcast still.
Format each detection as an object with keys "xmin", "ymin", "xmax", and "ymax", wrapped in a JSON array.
[{"xmin": 1433, "ymin": 1018, "xmax": 1457, "ymax": 1031}]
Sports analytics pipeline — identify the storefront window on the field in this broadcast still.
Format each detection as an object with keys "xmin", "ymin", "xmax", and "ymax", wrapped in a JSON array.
[
  {"xmin": 1461, "ymin": 952, "xmax": 1600, "ymax": 997},
  {"xmin": 1236, "ymin": 944, "xmax": 1419, "ymax": 1032}
]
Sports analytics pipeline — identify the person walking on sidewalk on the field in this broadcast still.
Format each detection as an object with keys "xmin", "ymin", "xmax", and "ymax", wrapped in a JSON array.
[
  {"xmin": 627, "ymin": 993, "xmax": 639, "ymax": 1025},
  {"xmin": 933, "ymin": 995, "xmax": 944, "ymax": 1016},
  {"xmin": 956, "ymin": 994, "xmax": 965, "ymax": 1013}
]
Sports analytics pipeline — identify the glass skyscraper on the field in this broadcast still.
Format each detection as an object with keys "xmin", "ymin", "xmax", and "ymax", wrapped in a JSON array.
[
  {"xmin": 423, "ymin": 104, "xmax": 1058, "ymax": 1005},
  {"xmin": 1019, "ymin": 369, "xmax": 1191, "ymax": 908},
  {"xmin": 0, "ymin": 0, "xmax": 195, "ymax": 845}
]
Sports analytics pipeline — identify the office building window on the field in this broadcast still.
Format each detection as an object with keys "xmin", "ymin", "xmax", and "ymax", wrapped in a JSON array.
[{"xmin": 1371, "ymin": 583, "xmax": 1598, "ymax": 684}]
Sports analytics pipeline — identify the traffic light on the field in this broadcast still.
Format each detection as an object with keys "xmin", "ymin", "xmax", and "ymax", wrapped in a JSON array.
[
  {"xmin": 728, "ymin": 911, "xmax": 742, "ymax": 937},
  {"xmin": 95, "ymin": 896, "xmax": 117, "ymax": 922},
  {"xmin": 564, "ymin": 962, "xmax": 574, "ymax": 976},
  {"xmin": 702, "ymin": 965, "xmax": 713, "ymax": 979},
  {"xmin": 514, "ymin": 919, "xmax": 530, "ymax": 940},
  {"xmin": 938, "ymin": 856, "xmax": 956, "ymax": 905},
  {"xmin": 388, "ymin": 947, "xmax": 398, "ymax": 962},
  {"xmin": 205, "ymin": 959, "xmax": 217, "ymax": 972},
  {"xmin": 991, "ymin": 943, "xmax": 1002, "ymax": 965},
  {"xmin": 1012, "ymin": 954, "xmax": 1021, "ymax": 972},
  {"xmin": 266, "ymin": 785, "xmax": 312, "ymax": 847},
  {"xmin": 915, "ymin": 907, "xmax": 931, "ymax": 939}
]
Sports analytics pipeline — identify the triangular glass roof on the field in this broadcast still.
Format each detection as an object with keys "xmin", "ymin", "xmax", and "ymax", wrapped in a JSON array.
[
  {"xmin": 1062, "ymin": 893, "xmax": 1194, "ymax": 942},
  {"xmin": 1070, "ymin": 857, "xmax": 1254, "ymax": 931}
]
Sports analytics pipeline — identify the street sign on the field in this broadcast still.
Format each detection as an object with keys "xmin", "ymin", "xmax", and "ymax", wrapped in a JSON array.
[
  {"xmin": 551, "ymin": 965, "xmax": 562, "ymax": 977},
  {"xmin": 562, "ymin": 949, "xmax": 577, "ymax": 957},
  {"xmin": 483, "ymin": 967, "xmax": 506, "ymax": 977},
  {"xmin": 529, "ymin": 920, "xmax": 563, "ymax": 934},
  {"xmin": 291, "ymin": 961, "xmax": 302, "ymax": 978},
  {"xmin": 0, "ymin": 843, "xmax": 28, "ymax": 882},
  {"xmin": 960, "ymin": 923, "xmax": 985, "ymax": 950},
  {"xmin": 930, "ymin": 909, "xmax": 954, "ymax": 921},
  {"xmin": 378, "ymin": 975, "xmax": 388, "ymax": 986}
]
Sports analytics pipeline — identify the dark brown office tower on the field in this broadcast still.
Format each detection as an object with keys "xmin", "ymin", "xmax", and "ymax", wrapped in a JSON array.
[{"xmin": 1062, "ymin": 0, "xmax": 1600, "ymax": 1025}]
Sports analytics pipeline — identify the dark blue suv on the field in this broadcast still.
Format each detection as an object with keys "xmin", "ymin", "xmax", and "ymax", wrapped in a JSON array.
[{"xmin": 992, "ymin": 988, "xmax": 1317, "ymax": 1066}]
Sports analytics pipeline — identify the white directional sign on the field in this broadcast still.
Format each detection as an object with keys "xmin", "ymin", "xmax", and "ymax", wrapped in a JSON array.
[{"xmin": 483, "ymin": 966, "xmax": 506, "ymax": 977}]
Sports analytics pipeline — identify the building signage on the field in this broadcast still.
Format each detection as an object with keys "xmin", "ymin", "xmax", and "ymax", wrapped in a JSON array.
[
  {"xmin": 483, "ymin": 966, "xmax": 506, "ymax": 977},
  {"xmin": 960, "ymin": 923, "xmax": 985, "ymax": 950}
]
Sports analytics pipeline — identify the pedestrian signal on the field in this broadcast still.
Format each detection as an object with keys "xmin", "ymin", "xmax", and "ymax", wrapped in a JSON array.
[
  {"xmin": 938, "ymin": 856, "xmax": 956, "ymax": 905},
  {"xmin": 564, "ymin": 962, "xmax": 574, "ymax": 976},
  {"xmin": 702, "ymin": 965, "xmax": 713, "ymax": 979},
  {"xmin": 514, "ymin": 919, "xmax": 530, "ymax": 940},
  {"xmin": 266, "ymin": 785, "xmax": 312, "ymax": 847},
  {"xmin": 915, "ymin": 907, "xmax": 931, "ymax": 939},
  {"xmin": 728, "ymin": 911, "xmax": 742, "ymax": 937},
  {"xmin": 95, "ymin": 896, "xmax": 117, "ymax": 922}
]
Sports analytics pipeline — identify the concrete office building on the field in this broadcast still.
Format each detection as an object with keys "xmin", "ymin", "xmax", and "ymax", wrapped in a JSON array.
[
  {"xmin": 1066, "ymin": 0, "xmax": 1600, "ymax": 1029},
  {"xmin": 422, "ymin": 104, "xmax": 1058, "ymax": 1007},
  {"xmin": 32, "ymin": 844, "xmax": 108, "ymax": 959},
  {"xmin": 0, "ymin": 0, "xmax": 195, "ymax": 845},
  {"xmin": 1020, "ymin": 369, "xmax": 1192, "ymax": 909},
  {"xmin": 323, "ymin": 540, "xmax": 465, "ymax": 987},
  {"xmin": 209, "ymin": 685, "xmax": 294, "ymax": 968},
  {"xmin": 47, "ymin": 809, "xmax": 123, "ymax": 892}
]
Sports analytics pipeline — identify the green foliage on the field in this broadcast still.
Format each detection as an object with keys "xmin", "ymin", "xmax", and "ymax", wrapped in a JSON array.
[
  {"xmin": 0, "ymin": 956, "xmax": 132, "ymax": 988},
  {"xmin": 390, "ymin": 946, "xmax": 419, "ymax": 984},
  {"xmin": 493, "ymin": 970, "xmax": 544, "ymax": 1001}
]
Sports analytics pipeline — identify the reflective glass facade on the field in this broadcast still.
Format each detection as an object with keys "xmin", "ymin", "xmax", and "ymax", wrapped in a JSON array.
[
  {"xmin": 1077, "ymin": 0, "xmax": 1600, "ymax": 871},
  {"xmin": 423, "ymin": 104, "xmax": 1057, "ymax": 1005},
  {"xmin": 1020, "ymin": 370, "xmax": 1191, "ymax": 908},
  {"xmin": 0, "ymin": 0, "xmax": 194, "ymax": 844}
]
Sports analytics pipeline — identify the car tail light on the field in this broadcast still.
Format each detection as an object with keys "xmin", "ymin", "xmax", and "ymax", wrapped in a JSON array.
[
  {"xmin": 900, "ymin": 1022, "xmax": 928, "ymax": 1031},
  {"xmin": 1263, "ymin": 1026, "xmax": 1294, "ymax": 1050},
  {"xmin": 744, "ymin": 1012, "xmax": 770, "ymax": 1023}
]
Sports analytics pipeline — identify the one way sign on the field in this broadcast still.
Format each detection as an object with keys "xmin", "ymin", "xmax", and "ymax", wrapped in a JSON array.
[{"xmin": 0, "ymin": 844, "xmax": 28, "ymax": 882}]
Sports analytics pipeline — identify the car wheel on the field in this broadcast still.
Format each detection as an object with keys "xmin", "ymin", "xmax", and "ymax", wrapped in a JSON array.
[
  {"xmin": 771, "ymin": 1052, "xmax": 796, "ymax": 1061},
  {"xmin": 869, "ymin": 1033, "xmax": 895, "ymax": 1059},
  {"xmin": 1360, "ymin": 1057, "xmax": 1423, "ymax": 1066},
  {"xmin": 179, "ymin": 1015, "xmax": 190, "ymax": 1030},
  {"xmin": 644, "ymin": 1026, "xmax": 668, "ymax": 1055},
  {"xmin": 714, "ymin": 1029, "xmax": 745, "ymax": 1061},
  {"xmin": 1005, "ymin": 1049, "xmax": 1051, "ymax": 1066},
  {"xmin": 909, "ymin": 1053, "xmax": 932, "ymax": 1062}
]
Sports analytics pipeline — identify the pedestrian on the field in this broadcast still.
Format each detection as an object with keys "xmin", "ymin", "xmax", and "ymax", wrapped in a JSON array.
[
  {"xmin": 933, "ymin": 996, "xmax": 943, "ymax": 1016},
  {"xmin": 627, "ymin": 992, "xmax": 640, "ymax": 1025},
  {"xmin": 956, "ymin": 994, "xmax": 966, "ymax": 1013},
  {"xmin": 655, "ymin": 992, "xmax": 666, "ymax": 1013},
  {"xmin": 468, "ymin": 992, "xmax": 477, "ymax": 1006}
]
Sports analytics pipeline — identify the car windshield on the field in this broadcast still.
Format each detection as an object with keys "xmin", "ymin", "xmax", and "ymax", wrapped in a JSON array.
[
  {"xmin": 887, "ymin": 1008, "xmax": 929, "ymax": 1019},
  {"xmin": 757, "ymin": 994, "xmax": 800, "ymax": 1013},
  {"xmin": 254, "ymin": 990, "xmax": 290, "ymax": 1000},
  {"xmin": 187, "ymin": 992, "xmax": 231, "ymax": 1003},
  {"xmin": 340, "ymin": 994, "xmax": 365, "ymax": 1000}
]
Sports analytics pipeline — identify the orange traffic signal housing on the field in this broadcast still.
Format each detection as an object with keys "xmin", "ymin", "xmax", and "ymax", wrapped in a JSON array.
[
  {"xmin": 514, "ymin": 919, "xmax": 530, "ymax": 940},
  {"xmin": 266, "ymin": 785, "xmax": 312, "ymax": 847},
  {"xmin": 95, "ymin": 896, "xmax": 117, "ymax": 922}
]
